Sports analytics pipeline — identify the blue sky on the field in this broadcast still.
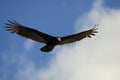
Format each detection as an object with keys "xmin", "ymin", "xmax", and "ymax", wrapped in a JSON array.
[{"xmin": 0, "ymin": 0, "xmax": 120, "ymax": 80}]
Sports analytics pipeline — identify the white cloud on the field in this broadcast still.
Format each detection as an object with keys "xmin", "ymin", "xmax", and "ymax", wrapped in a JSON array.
[
  {"xmin": 24, "ymin": 39, "xmax": 34, "ymax": 51},
  {"xmin": 15, "ymin": 0, "xmax": 120, "ymax": 80},
  {"xmin": 17, "ymin": 62, "xmax": 40, "ymax": 80},
  {"xmin": 38, "ymin": 0, "xmax": 120, "ymax": 80}
]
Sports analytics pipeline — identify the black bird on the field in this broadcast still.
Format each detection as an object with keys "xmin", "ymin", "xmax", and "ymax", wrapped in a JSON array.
[{"xmin": 5, "ymin": 20, "xmax": 98, "ymax": 52}]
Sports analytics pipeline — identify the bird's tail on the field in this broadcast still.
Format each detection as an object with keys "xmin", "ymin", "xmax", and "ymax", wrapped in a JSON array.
[{"xmin": 40, "ymin": 45, "xmax": 54, "ymax": 52}]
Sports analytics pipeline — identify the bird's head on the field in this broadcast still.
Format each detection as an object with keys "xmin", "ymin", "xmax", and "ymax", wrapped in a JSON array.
[{"xmin": 56, "ymin": 37, "xmax": 61, "ymax": 42}]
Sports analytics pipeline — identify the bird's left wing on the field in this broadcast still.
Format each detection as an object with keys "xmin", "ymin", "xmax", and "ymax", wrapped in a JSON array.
[
  {"xmin": 59, "ymin": 24, "xmax": 98, "ymax": 45},
  {"xmin": 5, "ymin": 20, "xmax": 54, "ymax": 44}
]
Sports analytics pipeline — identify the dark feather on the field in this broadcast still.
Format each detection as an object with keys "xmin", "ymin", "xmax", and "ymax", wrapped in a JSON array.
[
  {"xmin": 5, "ymin": 20, "xmax": 98, "ymax": 52},
  {"xmin": 59, "ymin": 24, "xmax": 98, "ymax": 45},
  {"xmin": 5, "ymin": 20, "xmax": 54, "ymax": 44},
  {"xmin": 40, "ymin": 45, "xmax": 54, "ymax": 52}
]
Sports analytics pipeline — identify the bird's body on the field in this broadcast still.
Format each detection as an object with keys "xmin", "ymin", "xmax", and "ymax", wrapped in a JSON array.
[{"xmin": 5, "ymin": 20, "xmax": 98, "ymax": 52}]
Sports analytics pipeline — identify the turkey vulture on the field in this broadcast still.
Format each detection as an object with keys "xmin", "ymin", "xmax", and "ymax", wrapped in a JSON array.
[{"xmin": 5, "ymin": 20, "xmax": 98, "ymax": 52}]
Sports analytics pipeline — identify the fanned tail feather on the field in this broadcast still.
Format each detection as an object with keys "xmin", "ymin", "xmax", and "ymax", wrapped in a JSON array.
[{"xmin": 40, "ymin": 45, "xmax": 54, "ymax": 52}]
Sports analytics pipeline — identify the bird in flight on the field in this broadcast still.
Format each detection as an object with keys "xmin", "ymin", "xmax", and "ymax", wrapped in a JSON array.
[{"xmin": 5, "ymin": 20, "xmax": 98, "ymax": 52}]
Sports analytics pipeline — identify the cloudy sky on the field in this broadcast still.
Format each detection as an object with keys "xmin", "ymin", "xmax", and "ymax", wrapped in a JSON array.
[{"xmin": 0, "ymin": 0, "xmax": 120, "ymax": 80}]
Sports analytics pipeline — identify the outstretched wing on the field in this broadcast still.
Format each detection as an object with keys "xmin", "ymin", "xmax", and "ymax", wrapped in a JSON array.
[
  {"xmin": 5, "ymin": 20, "xmax": 54, "ymax": 44},
  {"xmin": 59, "ymin": 24, "xmax": 98, "ymax": 45}
]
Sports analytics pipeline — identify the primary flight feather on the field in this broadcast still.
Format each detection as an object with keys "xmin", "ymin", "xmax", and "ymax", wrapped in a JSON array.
[{"xmin": 5, "ymin": 20, "xmax": 98, "ymax": 52}]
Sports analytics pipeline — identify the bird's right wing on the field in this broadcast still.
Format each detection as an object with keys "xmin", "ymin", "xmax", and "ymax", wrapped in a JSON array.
[
  {"xmin": 5, "ymin": 20, "xmax": 54, "ymax": 44},
  {"xmin": 59, "ymin": 24, "xmax": 98, "ymax": 45}
]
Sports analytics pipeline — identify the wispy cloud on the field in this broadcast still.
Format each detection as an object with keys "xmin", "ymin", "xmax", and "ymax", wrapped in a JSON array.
[
  {"xmin": 0, "ymin": 39, "xmax": 35, "ymax": 80},
  {"xmin": 2, "ymin": 0, "xmax": 120, "ymax": 80},
  {"xmin": 24, "ymin": 39, "xmax": 34, "ymax": 51},
  {"xmin": 38, "ymin": 0, "xmax": 120, "ymax": 80}
]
